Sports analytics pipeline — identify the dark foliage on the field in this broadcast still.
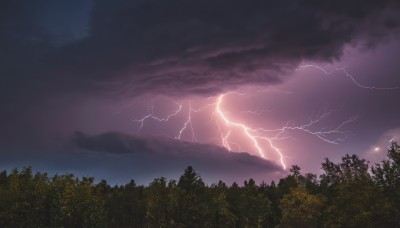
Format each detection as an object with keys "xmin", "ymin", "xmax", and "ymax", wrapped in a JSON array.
[{"xmin": 1, "ymin": 145, "xmax": 400, "ymax": 227}]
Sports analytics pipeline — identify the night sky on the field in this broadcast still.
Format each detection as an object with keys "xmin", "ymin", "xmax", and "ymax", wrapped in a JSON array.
[{"xmin": 2, "ymin": 0, "xmax": 400, "ymax": 185}]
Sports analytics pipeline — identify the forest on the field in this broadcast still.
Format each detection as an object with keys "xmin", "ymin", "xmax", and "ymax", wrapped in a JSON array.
[{"xmin": 1, "ymin": 143, "xmax": 400, "ymax": 227}]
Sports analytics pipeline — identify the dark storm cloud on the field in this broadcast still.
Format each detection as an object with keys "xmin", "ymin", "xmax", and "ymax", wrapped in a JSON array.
[
  {"xmin": 2, "ymin": 0, "xmax": 400, "ymax": 99},
  {"xmin": 0, "ymin": 0, "xmax": 91, "ymax": 144},
  {"xmin": 71, "ymin": 131, "xmax": 148, "ymax": 154},
  {"xmin": 70, "ymin": 131, "xmax": 282, "ymax": 172},
  {"xmin": 52, "ymin": 0, "xmax": 400, "ymax": 96}
]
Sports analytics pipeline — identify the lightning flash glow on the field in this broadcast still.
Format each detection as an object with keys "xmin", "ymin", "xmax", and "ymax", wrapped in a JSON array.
[
  {"xmin": 133, "ymin": 93, "xmax": 356, "ymax": 170},
  {"xmin": 131, "ymin": 65, "xmax": 399, "ymax": 170}
]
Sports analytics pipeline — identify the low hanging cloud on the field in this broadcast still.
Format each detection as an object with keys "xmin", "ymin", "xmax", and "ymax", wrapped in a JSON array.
[{"xmin": 69, "ymin": 131, "xmax": 283, "ymax": 180}]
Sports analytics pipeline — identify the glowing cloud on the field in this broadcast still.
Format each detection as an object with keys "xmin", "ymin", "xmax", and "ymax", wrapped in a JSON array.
[{"xmin": 132, "ymin": 91, "xmax": 357, "ymax": 170}]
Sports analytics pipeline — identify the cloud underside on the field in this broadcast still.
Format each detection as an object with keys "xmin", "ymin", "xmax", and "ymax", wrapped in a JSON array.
[
  {"xmin": 70, "ymin": 131, "xmax": 283, "ymax": 175},
  {"xmin": 1, "ymin": 0, "xmax": 400, "ymax": 98},
  {"xmin": 64, "ymin": 0, "xmax": 400, "ymax": 96}
]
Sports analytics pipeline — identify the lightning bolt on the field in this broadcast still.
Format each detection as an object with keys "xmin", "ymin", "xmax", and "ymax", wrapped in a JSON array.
[
  {"xmin": 216, "ymin": 94, "xmax": 266, "ymax": 159},
  {"xmin": 214, "ymin": 93, "xmax": 360, "ymax": 170},
  {"xmin": 130, "ymin": 93, "xmax": 357, "ymax": 170},
  {"xmin": 133, "ymin": 102, "xmax": 183, "ymax": 133},
  {"xmin": 131, "ymin": 65, "xmax": 386, "ymax": 171},
  {"xmin": 215, "ymin": 94, "xmax": 286, "ymax": 170},
  {"xmin": 116, "ymin": 60, "xmax": 400, "ymax": 172},
  {"xmin": 257, "ymin": 111, "xmax": 359, "ymax": 145},
  {"xmin": 175, "ymin": 103, "xmax": 197, "ymax": 141},
  {"xmin": 298, "ymin": 64, "xmax": 400, "ymax": 90}
]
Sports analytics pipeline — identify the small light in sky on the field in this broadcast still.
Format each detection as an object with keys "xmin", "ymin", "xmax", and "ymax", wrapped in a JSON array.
[{"xmin": 374, "ymin": 147, "xmax": 380, "ymax": 152}]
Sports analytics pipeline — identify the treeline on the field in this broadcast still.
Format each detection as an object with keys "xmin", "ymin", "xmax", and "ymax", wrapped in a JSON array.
[{"xmin": 1, "ymin": 145, "xmax": 400, "ymax": 227}]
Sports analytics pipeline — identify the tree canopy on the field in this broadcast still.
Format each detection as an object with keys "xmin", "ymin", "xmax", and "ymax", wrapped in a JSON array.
[{"xmin": 1, "ymin": 144, "xmax": 400, "ymax": 227}]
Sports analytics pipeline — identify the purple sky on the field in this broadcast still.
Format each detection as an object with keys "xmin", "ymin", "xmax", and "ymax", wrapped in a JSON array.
[{"xmin": 1, "ymin": 0, "xmax": 400, "ymax": 185}]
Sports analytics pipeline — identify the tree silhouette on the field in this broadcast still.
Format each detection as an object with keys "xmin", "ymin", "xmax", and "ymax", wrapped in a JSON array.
[{"xmin": 1, "ymin": 148, "xmax": 400, "ymax": 227}]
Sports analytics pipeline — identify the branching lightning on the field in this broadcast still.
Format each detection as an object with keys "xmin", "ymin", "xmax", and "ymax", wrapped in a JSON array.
[
  {"xmin": 175, "ymin": 103, "xmax": 197, "ymax": 141},
  {"xmin": 216, "ymin": 94, "xmax": 266, "ymax": 159},
  {"xmin": 131, "ymin": 65, "xmax": 392, "ymax": 170},
  {"xmin": 298, "ymin": 64, "xmax": 400, "ymax": 90},
  {"xmin": 132, "ymin": 92, "xmax": 357, "ymax": 170},
  {"xmin": 213, "ymin": 93, "xmax": 358, "ymax": 170},
  {"xmin": 257, "ymin": 111, "xmax": 359, "ymax": 145},
  {"xmin": 133, "ymin": 102, "xmax": 183, "ymax": 133}
]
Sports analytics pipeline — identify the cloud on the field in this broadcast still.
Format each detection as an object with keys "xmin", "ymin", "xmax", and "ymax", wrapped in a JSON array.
[
  {"xmin": 1, "ymin": 0, "xmax": 400, "ymax": 168},
  {"xmin": 71, "ymin": 131, "xmax": 148, "ymax": 154},
  {"xmin": 69, "ymin": 131, "xmax": 283, "ymax": 182},
  {"xmin": 2, "ymin": 0, "xmax": 400, "ymax": 100},
  {"xmin": 1, "ymin": 0, "xmax": 400, "ymax": 109},
  {"xmin": 50, "ymin": 0, "xmax": 400, "ymax": 96}
]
